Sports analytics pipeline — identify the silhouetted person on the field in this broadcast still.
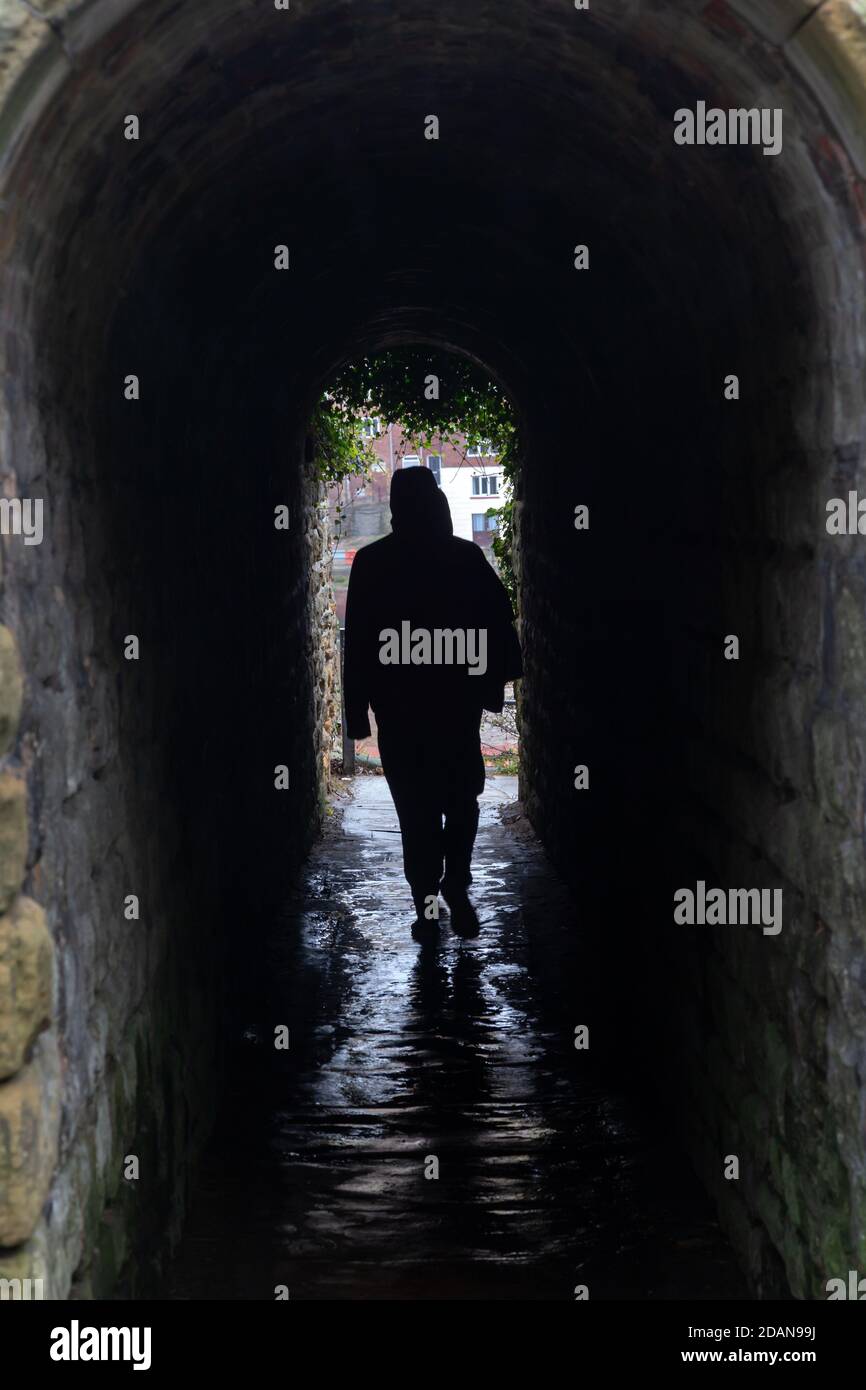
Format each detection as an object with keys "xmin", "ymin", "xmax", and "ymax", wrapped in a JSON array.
[{"xmin": 344, "ymin": 465, "xmax": 522, "ymax": 938}]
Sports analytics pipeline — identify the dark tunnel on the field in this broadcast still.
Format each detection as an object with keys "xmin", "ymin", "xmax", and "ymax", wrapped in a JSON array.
[{"xmin": 1, "ymin": 0, "xmax": 866, "ymax": 1302}]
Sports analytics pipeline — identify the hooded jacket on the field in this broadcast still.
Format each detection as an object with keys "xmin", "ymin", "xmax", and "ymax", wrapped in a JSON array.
[{"xmin": 343, "ymin": 466, "xmax": 522, "ymax": 740}]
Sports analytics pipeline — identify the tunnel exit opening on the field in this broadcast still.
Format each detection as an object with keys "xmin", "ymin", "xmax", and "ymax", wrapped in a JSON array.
[{"xmin": 312, "ymin": 344, "xmax": 523, "ymax": 784}]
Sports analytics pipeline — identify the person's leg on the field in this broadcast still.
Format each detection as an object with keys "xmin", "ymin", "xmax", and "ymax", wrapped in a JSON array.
[
  {"xmin": 440, "ymin": 708, "xmax": 485, "ymax": 933},
  {"xmin": 393, "ymin": 793, "xmax": 444, "ymax": 916},
  {"xmin": 441, "ymin": 797, "xmax": 480, "ymax": 892},
  {"xmin": 378, "ymin": 723, "xmax": 444, "ymax": 919}
]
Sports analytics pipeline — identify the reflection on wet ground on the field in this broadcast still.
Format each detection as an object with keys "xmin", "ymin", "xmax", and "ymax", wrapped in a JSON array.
[{"xmin": 167, "ymin": 777, "xmax": 747, "ymax": 1300}]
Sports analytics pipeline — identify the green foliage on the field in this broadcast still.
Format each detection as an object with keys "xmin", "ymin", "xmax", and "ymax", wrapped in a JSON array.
[
  {"xmin": 310, "ymin": 400, "xmax": 376, "ymax": 488},
  {"xmin": 488, "ymin": 453, "xmax": 517, "ymax": 609},
  {"xmin": 313, "ymin": 345, "xmax": 520, "ymax": 603},
  {"xmin": 484, "ymin": 748, "xmax": 520, "ymax": 776},
  {"xmin": 325, "ymin": 347, "xmax": 515, "ymax": 455}
]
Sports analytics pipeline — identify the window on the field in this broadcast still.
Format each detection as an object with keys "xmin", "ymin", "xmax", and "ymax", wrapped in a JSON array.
[
  {"xmin": 401, "ymin": 455, "xmax": 421, "ymax": 468},
  {"xmin": 471, "ymin": 474, "xmax": 499, "ymax": 496},
  {"xmin": 425, "ymin": 454, "xmax": 442, "ymax": 484},
  {"xmin": 471, "ymin": 513, "xmax": 499, "ymax": 533},
  {"xmin": 361, "ymin": 417, "xmax": 381, "ymax": 438},
  {"xmin": 467, "ymin": 441, "xmax": 495, "ymax": 458}
]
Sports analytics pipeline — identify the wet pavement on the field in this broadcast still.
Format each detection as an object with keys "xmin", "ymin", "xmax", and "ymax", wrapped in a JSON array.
[{"xmin": 167, "ymin": 776, "xmax": 747, "ymax": 1300}]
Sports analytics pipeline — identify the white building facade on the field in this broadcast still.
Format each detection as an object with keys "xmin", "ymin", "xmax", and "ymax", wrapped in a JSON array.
[{"xmin": 434, "ymin": 446, "xmax": 504, "ymax": 547}]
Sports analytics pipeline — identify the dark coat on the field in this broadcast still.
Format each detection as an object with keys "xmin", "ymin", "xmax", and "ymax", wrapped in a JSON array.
[{"xmin": 343, "ymin": 469, "xmax": 522, "ymax": 740}]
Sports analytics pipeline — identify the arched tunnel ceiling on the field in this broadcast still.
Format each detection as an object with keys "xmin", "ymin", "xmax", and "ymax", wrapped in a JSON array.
[{"xmin": 0, "ymin": 0, "xmax": 865, "ymax": 415}]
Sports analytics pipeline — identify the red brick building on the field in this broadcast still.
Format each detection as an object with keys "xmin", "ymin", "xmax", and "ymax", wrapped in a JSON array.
[{"xmin": 329, "ymin": 421, "xmax": 504, "ymax": 554}]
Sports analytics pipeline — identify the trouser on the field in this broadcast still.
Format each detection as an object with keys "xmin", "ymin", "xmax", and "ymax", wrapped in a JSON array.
[{"xmin": 376, "ymin": 707, "xmax": 485, "ymax": 910}]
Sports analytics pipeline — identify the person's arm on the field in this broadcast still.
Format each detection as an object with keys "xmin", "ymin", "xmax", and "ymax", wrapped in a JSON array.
[{"xmin": 343, "ymin": 550, "xmax": 373, "ymax": 740}]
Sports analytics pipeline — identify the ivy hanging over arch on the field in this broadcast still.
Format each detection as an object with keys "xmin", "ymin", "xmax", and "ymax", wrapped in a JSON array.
[{"xmin": 312, "ymin": 346, "xmax": 519, "ymax": 602}]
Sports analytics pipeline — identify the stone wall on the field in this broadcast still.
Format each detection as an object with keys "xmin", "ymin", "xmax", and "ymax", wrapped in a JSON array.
[
  {"xmin": 0, "ymin": 401, "xmax": 333, "ymax": 1299},
  {"xmin": 517, "ymin": 148, "xmax": 866, "ymax": 1296},
  {"xmin": 0, "ymin": 205, "xmax": 336, "ymax": 1294},
  {"xmin": 0, "ymin": 312, "xmax": 226, "ymax": 1296},
  {"xmin": 308, "ymin": 490, "xmax": 341, "ymax": 797},
  {"xmin": 0, "ymin": 626, "xmax": 58, "ymax": 1284}
]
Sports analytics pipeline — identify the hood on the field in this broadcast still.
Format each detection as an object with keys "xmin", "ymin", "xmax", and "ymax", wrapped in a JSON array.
[{"xmin": 389, "ymin": 465, "xmax": 453, "ymax": 542}]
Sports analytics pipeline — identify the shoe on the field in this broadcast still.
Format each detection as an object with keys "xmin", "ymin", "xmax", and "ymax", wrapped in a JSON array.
[
  {"xmin": 411, "ymin": 890, "xmax": 440, "ymax": 944},
  {"xmin": 411, "ymin": 917, "xmax": 440, "ymax": 945},
  {"xmin": 440, "ymin": 883, "xmax": 480, "ymax": 939}
]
